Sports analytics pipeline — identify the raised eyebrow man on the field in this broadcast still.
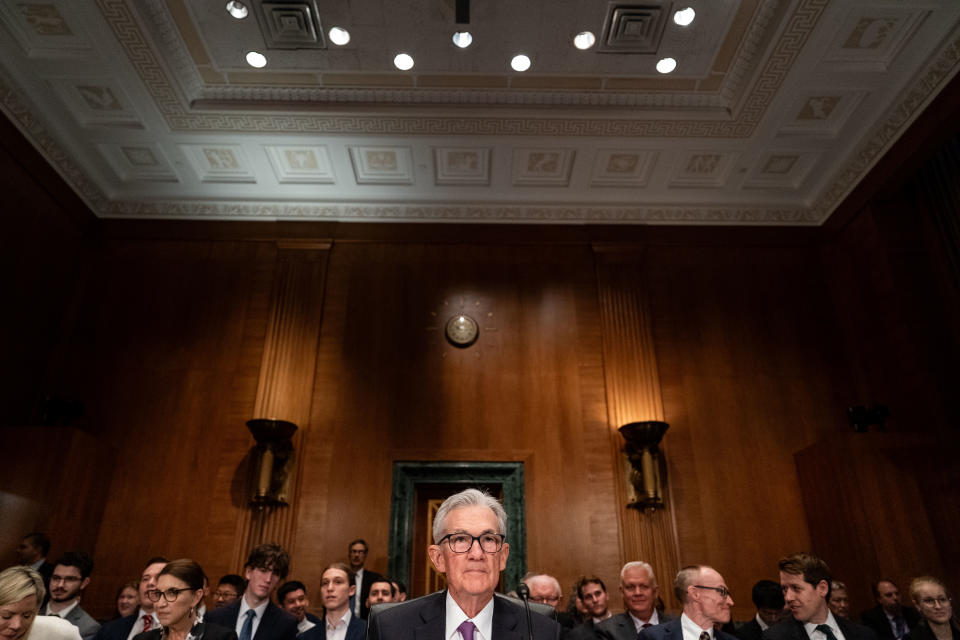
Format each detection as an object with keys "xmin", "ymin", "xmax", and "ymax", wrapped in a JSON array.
[
  {"xmin": 735, "ymin": 580, "xmax": 786, "ymax": 640},
  {"xmin": 367, "ymin": 487, "xmax": 562, "ymax": 640},
  {"xmin": 205, "ymin": 543, "xmax": 298, "ymax": 640},
  {"xmin": 366, "ymin": 579, "xmax": 396, "ymax": 608},
  {"xmin": 93, "ymin": 556, "xmax": 167, "ymax": 640},
  {"xmin": 597, "ymin": 561, "xmax": 674, "ymax": 640},
  {"xmin": 860, "ymin": 581, "xmax": 920, "ymax": 640},
  {"xmin": 569, "ymin": 576, "xmax": 613, "ymax": 640},
  {"xmin": 763, "ymin": 552, "xmax": 876, "ymax": 640},
  {"xmin": 278, "ymin": 580, "xmax": 322, "ymax": 635},
  {"xmin": 45, "ymin": 552, "xmax": 101, "ymax": 640},
  {"xmin": 639, "ymin": 565, "xmax": 737, "ymax": 640}
]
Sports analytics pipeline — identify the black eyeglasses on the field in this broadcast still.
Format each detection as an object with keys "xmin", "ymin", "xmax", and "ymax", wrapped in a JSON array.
[
  {"xmin": 437, "ymin": 532, "xmax": 505, "ymax": 554},
  {"xmin": 145, "ymin": 588, "xmax": 195, "ymax": 603},
  {"xmin": 919, "ymin": 596, "xmax": 950, "ymax": 607},
  {"xmin": 694, "ymin": 585, "xmax": 732, "ymax": 599}
]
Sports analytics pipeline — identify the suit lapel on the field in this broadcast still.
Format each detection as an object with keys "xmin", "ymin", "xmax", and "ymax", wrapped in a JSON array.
[
  {"xmin": 414, "ymin": 593, "xmax": 447, "ymax": 640},
  {"xmin": 491, "ymin": 596, "xmax": 523, "ymax": 640}
]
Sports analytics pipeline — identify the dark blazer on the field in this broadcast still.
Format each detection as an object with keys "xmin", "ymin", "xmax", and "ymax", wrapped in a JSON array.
[
  {"xmin": 736, "ymin": 620, "xmax": 764, "ymax": 640},
  {"xmin": 64, "ymin": 604, "xmax": 102, "ymax": 640},
  {"xmin": 204, "ymin": 600, "xmax": 298, "ymax": 640},
  {"xmin": 367, "ymin": 591, "xmax": 562, "ymax": 640},
  {"xmin": 639, "ymin": 617, "xmax": 737, "ymax": 640},
  {"xmin": 357, "ymin": 570, "xmax": 385, "ymax": 620},
  {"xmin": 300, "ymin": 615, "xmax": 366, "ymax": 640},
  {"xmin": 94, "ymin": 614, "xmax": 137, "ymax": 640},
  {"xmin": 763, "ymin": 616, "xmax": 878, "ymax": 640},
  {"xmin": 860, "ymin": 607, "xmax": 922, "ymax": 640},
  {"xmin": 570, "ymin": 619, "xmax": 606, "ymax": 640},
  {"xmin": 598, "ymin": 612, "xmax": 677, "ymax": 640},
  {"xmin": 904, "ymin": 620, "xmax": 960, "ymax": 640},
  {"xmin": 132, "ymin": 621, "xmax": 237, "ymax": 640}
]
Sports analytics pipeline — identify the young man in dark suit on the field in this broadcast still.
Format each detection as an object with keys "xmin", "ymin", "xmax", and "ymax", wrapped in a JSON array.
[
  {"xmin": 736, "ymin": 580, "xmax": 786, "ymax": 640},
  {"xmin": 638, "ymin": 565, "xmax": 738, "ymax": 640},
  {"xmin": 205, "ymin": 544, "xmax": 298, "ymax": 640},
  {"xmin": 300, "ymin": 564, "xmax": 366, "ymax": 640},
  {"xmin": 94, "ymin": 557, "xmax": 168, "ymax": 640}
]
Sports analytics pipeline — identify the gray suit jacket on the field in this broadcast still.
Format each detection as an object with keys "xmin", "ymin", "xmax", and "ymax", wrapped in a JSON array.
[
  {"xmin": 597, "ymin": 612, "xmax": 677, "ymax": 640},
  {"xmin": 639, "ymin": 618, "xmax": 737, "ymax": 640},
  {"xmin": 763, "ymin": 617, "xmax": 878, "ymax": 640},
  {"xmin": 63, "ymin": 605, "xmax": 102, "ymax": 640}
]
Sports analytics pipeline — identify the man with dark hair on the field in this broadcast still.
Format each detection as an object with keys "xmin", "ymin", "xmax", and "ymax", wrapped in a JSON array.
[
  {"xmin": 302, "ymin": 563, "xmax": 367, "ymax": 640},
  {"xmin": 214, "ymin": 575, "xmax": 246, "ymax": 609},
  {"xmin": 205, "ymin": 543, "xmax": 298, "ymax": 640},
  {"xmin": 390, "ymin": 579, "xmax": 407, "ymax": 603},
  {"xmin": 638, "ymin": 565, "xmax": 737, "ymax": 640},
  {"xmin": 278, "ymin": 580, "xmax": 322, "ymax": 635},
  {"xmin": 365, "ymin": 579, "xmax": 395, "ymax": 608},
  {"xmin": 597, "ymin": 561, "xmax": 674, "ymax": 640},
  {"xmin": 735, "ymin": 580, "xmax": 786, "ymax": 640},
  {"xmin": 569, "ymin": 576, "xmax": 612, "ymax": 640},
  {"xmin": 347, "ymin": 539, "xmax": 384, "ymax": 620},
  {"xmin": 45, "ymin": 552, "xmax": 100, "ymax": 640},
  {"xmin": 764, "ymin": 553, "xmax": 876, "ymax": 640},
  {"xmin": 94, "ymin": 556, "xmax": 168, "ymax": 640},
  {"xmin": 17, "ymin": 532, "xmax": 54, "ymax": 584},
  {"xmin": 860, "ymin": 581, "xmax": 920, "ymax": 640}
]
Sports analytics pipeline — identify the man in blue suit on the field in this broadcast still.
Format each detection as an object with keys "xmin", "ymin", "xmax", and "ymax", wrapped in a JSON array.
[
  {"xmin": 639, "ymin": 565, "xmax": 737, "ymax": 640},
  {"xmin": 301, "ymin": 564, "xmax": 366, "ymax": 640}
]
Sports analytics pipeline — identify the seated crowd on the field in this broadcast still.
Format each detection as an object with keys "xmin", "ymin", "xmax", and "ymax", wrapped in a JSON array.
[{"xmin": 2, "ymin": 496, "xmax": 956, "ymax": 640}]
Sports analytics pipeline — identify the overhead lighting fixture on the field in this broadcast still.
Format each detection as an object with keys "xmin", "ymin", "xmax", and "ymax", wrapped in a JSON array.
[
  {"xmin": 328, "ymin": 26, "xmax": 350, "ymax": 45},
  {"xmin": 656, "ymin": 57, "xmax": 676, "ymax": 73},
  {"xmin": 225, "ymin": 1, "xmax": 248, "ymax": 19},
  {"xmin": 246, "ymin": 51, "xmax": 267, "ymax": 68},
  {"xmin": 394, "ymin": 53, "xmax": 414, "ymax": 70},
  {"xmin": 573, "ymin": 31, "xmax": 596, "ymax": 50},
  {"xmin": 510, "ymin": 54, "xmax": 531, "ymax": 72},
  {"xmin": 674, "ymin": 7, "xmax": 695, "ymax": 26},
  {"xmin": 452, "ymin": 31, "xmax": 473, "ymax": 48}
]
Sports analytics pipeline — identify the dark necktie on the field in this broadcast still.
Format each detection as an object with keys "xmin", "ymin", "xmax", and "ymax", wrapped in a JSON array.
[
  {"xmin": 816, "ymin": 624, "xmax": 839, "ymax": 640},
  {"xmin": 458, "ymin": 620, "xmax": 477, "ymax": 640},
  {"xmin": 637, "ymin": 623, "xmax": 653, "ymax": 640},
  {"xmin": 894, "ymin": 617, "xmax": 906, "ymax": 640},
  {"xmin": 142, "ymin": 615, "xmax": 153, "ymax": 632},
  {"xmin": 239, "ymin": 609, "xmax": 256, "ymax": 640},
  {"xmin": 700, "ymin": 632, "xmax": 711, "ymax": 640}
]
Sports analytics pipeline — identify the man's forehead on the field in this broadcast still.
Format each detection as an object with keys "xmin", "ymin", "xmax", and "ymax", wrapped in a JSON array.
[
  {"xmin": 445, "ymin": 505, "xmax": 499, "ymax": 531},
  {"xmin": 283, "ymin": 589, "xmax": 306, "ymax": 601},
  {"xmin": 323, "ymin": 568, "xmax": 349, "ymax": 581},
  {"xmin": 623, "ymin": 567, "xmax": 652, "ymax": 583},
  {"xmin": 54, "ymin": 565, "xmax": 80, "ymax": 575},
  {"xmin": 370, "ymin": 581, "xmax": 392, "ymax": 590},
  {"xmin": 143, "ymin": 562, "xmax": 166, "ymax": 576}
]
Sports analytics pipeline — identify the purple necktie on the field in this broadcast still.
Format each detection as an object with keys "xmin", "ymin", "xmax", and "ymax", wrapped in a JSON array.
[{"xmin": 458, "ymin": 620, "xmax": 477, "ymax": 640}]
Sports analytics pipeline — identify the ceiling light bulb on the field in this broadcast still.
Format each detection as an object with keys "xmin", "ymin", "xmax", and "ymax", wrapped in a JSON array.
[
  {"xmin": 225, "ymin": 1, "xmax": 248, "ymax": 19},
  {"xmin": 573, "ymin": 31, "xmax": 596, "ymax": 50},
  {"xmin": 328, "ymin": 27, "xmax": 350, "ymax": 45},
  {"xmin": 246, "ymin": 51, "xmax": 267, "ymax": 68},
  {"xmin": 452, "ymin": 31, "xmax": 473, "ymax": 48},
  {"xmin": 394, "ymin": 53, "xmax": 414, "ymax": 70},
  {"xmin": 674, "ymin": 7, "xmax": 695, "ymax": 26},
  {"xmin": 511, "ymin": 54, "xmax": 531, "ymax": 72},
  {"xmin": 656, "ymin": 57, "xmax": 677, "ymax": 73}
]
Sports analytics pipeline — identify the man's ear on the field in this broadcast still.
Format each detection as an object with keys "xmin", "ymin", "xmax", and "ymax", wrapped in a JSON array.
[
  {"xmin": 80, "ymin": 577, "xmax": 91, "ymax": 591},
  {"xmin": 498, "ymin": 543, "xmax": 510, "ymax": 571},
  {"xmin": 816, "ymin": 580, "xmax": 829, "ymax": 598},
  {"xmin": 349, "ymin": 584, "xmax": 356, "ymax": 597},
  {"xmin": 428, "ymin": 545, "xmax": 445, "ymax": 574}
]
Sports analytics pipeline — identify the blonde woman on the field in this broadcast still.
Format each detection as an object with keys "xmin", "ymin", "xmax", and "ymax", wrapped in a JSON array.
[
  {"xmin": 0, "ymin": 566, "xmax": 80, "ymax": 640},
  {"xmin": 905, "ymin": 577, "xmax": 957, "ymax": 640}
]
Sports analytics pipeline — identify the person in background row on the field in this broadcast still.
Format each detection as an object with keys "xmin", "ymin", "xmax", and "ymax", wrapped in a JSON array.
[
  {"xmin": 16, "ymin": 534, "xmax": 54, "ymax": 586},
  {"xmin": 597, "ymin": 561, "xmax": 674, "ymax": 640},
  {"xmin": 365, "ymin": 579, "xmax": 395, "ymax": 608},
  {"xmin": 133, "ymin": 559, "xmax": 236, "ymax": 640},
  {"xmin": 94, "ymin": 557, "xmax": 168, "ymax": 640},
  {"xmin": 829, "ymin": 583, "xmax": 851, "ymax": 620},
  {"xmin": 736, "ymin": 580, "xmax": 786, "ymax": 640},
  {"xmin": 862, "ymin": 581, "xmax": 921, "ymax": 640},
  {"xmin": 45, "ymin": 552, "xmax": 101, "ymax": 640},
  {"xmin": 213, "ymin": 576, "xmax": 246, "ymax": 610},
  {"xmin": 115, "ymin": 582, "xmax": 140, "ymax": 620},
  {"xmin": 301, "ymin": 563, "xmax": 366, "ymax": 640},
  {"xmin": 904, "ymin": 577, "xmax": 957, "ymax": 640},
  {"xmin": 0, "ymin": 565, "xmax": 80, "ymax": 640},
  {"xmin": 346, "ymin": 539, "xmax": 383, "ymax": 621},
  {"xmin": 569, "ymin": 576, "xmax": 613, "ymax": 640},
  {"xmin": 389, "ymin": 580, "xmax": 406, "ymax": 603},
  {"xmin": 524, "ymin": 572, "xmax": 576, "ymax": 628},
  {"xmin": 639, "ymin": 565, "xmax": 737, "ymax": 640},
  {"xmin": 277, "ymin": 580, "xmax": 321, "ymax": 635}
]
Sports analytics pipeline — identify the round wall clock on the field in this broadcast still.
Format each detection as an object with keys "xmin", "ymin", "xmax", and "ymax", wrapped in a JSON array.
[{"xmin": 445, "ymin": 314, "xmax": 479, "ymax": 347}]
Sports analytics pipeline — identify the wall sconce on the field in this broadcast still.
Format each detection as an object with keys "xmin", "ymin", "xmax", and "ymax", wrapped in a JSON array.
[
  {"xmin": 619, "ymin": 421, "xmax": 669, "ymax": 512},
  {"xmin": 246, "ymin": 418, "xmax": 298, "ymax": 507}
]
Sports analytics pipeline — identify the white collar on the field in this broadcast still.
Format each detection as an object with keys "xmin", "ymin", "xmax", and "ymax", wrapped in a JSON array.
[
  {"xmin": 326, "ymin": 608, "xmax": 352, "ymax": 630},
  {"xmin": 444, "ymin": 592, "xmax": 494, "ymax": 640},
  {"xmin": 629, "ymin": 610, "xmax": 660, "ymax": 630},
  {"xmin": 238, "ymin": 595, "xmax": 270, "ymax": 621},
  {"xmin": 681, "ymin": 612, "xmax": 714, "ymax": 639},
  {"xmin": 46, "ymin": 601, "xmax": 80, "ymax": 618},
  {"xmin": 803, "ymin": 611, "xmax": 842, "ymax": 638},
  {"xmin": 756, "ymin": 613, "xmax": 770, "ymax": 631}
]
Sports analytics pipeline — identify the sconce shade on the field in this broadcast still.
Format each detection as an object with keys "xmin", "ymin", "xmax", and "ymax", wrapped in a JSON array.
[
  {"xmin": 246, "ymin": 418, "xmax": 298, "ymax": 443},
  {"xmin": 619, "ymin": 421, "xmax": 669, "ymax": 448}
]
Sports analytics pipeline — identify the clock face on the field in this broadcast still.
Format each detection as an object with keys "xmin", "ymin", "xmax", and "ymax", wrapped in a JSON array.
[{"xmin": 445, "ymin": 314, "xmax": 479, "ymax": 347}]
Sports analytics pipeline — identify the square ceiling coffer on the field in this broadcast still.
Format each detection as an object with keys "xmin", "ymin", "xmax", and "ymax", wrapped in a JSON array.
[
  {"xmin": 255, "ymin": 0, "xmax": 326, "ymax": 49},
  {"xmin": 598, "ymin": 2, "xmax": 670, "ymax": 53}
]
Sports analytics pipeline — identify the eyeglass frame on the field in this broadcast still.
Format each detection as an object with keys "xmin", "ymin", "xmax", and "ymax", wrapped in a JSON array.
[
  {"xmin": 693, "ymin": 584, "xmax": 732, "ymax": 599},
  {"xmin": 918, "ymin": 596, "xmax": 951, "ymax": 607},
  {"xmin": 436, "ymin": 532, "xmax": 506, "ymax": 554},
  {"xmin": 145, "ymin": 587, "xmax": 197, "ymax": 603}
]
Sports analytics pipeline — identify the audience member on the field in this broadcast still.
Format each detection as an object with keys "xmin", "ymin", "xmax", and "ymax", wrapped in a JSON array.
[
  {"xmin": 390, "ymin": 580, "xmax": 406, "ymax": 603},
  {"xmin": 524, "ymin": 573, "xmax": 576, "ymax": 628},
  {"xmin": 639, "ymin": 565, "xmax": 737, "ymax": 640},
  {"xmin": 862, "ymin": 582, "xmax": 921, "ymax": 640},
  {"xmin": 569, "ymin": 576, "xmax": 613, "ymax": 640},
  {"xmin": 736, "ymin": 580, "xmax": 786, "ymax": 640},
  {"xmin": 828, "ymin": 583, "xmax": 851, "ymax": 620},
  {"xmin": 764, "ymin": 552, "xmax": 876, "ymax": 640},
  {"xmin": 346, "ymin": 540, "xmax": 383, "ymax": 621},
  {"xmin": 278, "ymin": 580, "xmax": 321, "ymax": 635},
  {"xmin": 0, "ymin": 565, "xmax": 81, "ymax": 640},
  {"xmin": 115, "ymin": 582, "xmax": 139, "ymax": 620},
  {"xmin": 205, "ymin": 544, "xmax": 298, "ymax": 640},
  {"xmin": 134, "ymin": 559, "xmax": 235, "ymax": 640},
  {"xmin": 94, "ymin": 557, "xmax": 167, "ymax": 640},
  {"xmin": 904, "ymin": 577, "xmax": 956, "ymax": 640},
  {"xmin": 46, "ymin": 552, "xmax": 101, "ymax": 640},
  {"xmin": 301, "ymin": 564, "xmax": 366, "ymax": 640},
  {"xmin": 16, "ymin": 534, "xmax": 54, "ymax": 585},
  {"xmin": 366, "ymin": 488, "xmax": 562, "ymax": 640},
  {"xmin": 597, "ymin": 561, "xmax": 673, "ymax": 640},
  {"xmin": 213, "ymin": 575, "xmax": 246, "ymax": 609},
  {"xmin": 365, "ymin": 579, "xmax": 395, "ymax": 608}
]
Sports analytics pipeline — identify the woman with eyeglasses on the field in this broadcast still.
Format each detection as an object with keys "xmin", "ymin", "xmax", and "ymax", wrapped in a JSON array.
[
  {"xmin": 905, "ymin": 577, "xmax": 957, "ymax": 640},
  {"xmin": 0, "ymin": 566, "xmax": 80, "ymax": 640},
  {"xmin": 134, "ymin": 560, "xmax": 236, "ymax": 640}
]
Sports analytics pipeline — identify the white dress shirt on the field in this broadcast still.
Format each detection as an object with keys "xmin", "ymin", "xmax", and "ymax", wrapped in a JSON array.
[
  {"xmin": 680, "ymin": 612, "xmax": 714, "ymax": 640},
  {"xmin": 127, "ymin": 609, "xmax": 160, "ymax": 640},
  {"xmin": 237, "ymin": 597, "xmax": 270, "ymax": 640},
  {"xmin": 298, "ymin": 618, "xmax": 317, "ymax": 634},
  {"xmin": 45, "ymin": 600, "xmax": 80, "ymax": 618},
  {"xmin": 443, "ymin": 592, "xmax": 494, "ymax": 640},
  {"xmin": 630, "ymin": 610, "xmax": 662, "ymax": 632},
  {"xmin": 755, "ymin": 614, "xmax": 770, "ymax": 632},
  {"xmin": 326, "ymin": 609, "xmax": 352, "ymax": 640},
  {"xmin": 803, "ymin": 612, "xmax": 847, "ymax": 640}
]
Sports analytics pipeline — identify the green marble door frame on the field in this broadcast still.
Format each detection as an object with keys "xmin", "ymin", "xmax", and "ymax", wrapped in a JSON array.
[{"xmin": 387, "ymin": 461, "xmax": 526, "ymax": 592}]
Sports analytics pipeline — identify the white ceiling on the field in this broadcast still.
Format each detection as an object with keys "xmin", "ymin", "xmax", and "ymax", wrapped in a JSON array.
[{"xmin": 1, "ymin": 0, "xmax": 959, "ymax": 225}]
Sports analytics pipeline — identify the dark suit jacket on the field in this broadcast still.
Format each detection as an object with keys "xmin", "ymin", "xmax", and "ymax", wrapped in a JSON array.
[
  {"xmin": 597, "ymin": 612, "xmax": 677, "ymax": 640},
  {"xmin": 64, "ymin": 604, "xmax": 102, "ymax": 640},
  {"xmin": 132, "ymin": 622, "xmax": 238, "ymax": 640},
  {"xmin": 763, "ymin": 616, "xmax": 878, "ymax": 640},
  {"xmin": 357, "ymin": 570, "xmax": 385, "ymax": 620},
  {"xmin": 904, "ymin": 620, "xmax": 960, "ymax": 640},
  {"xmin": 736, "ymin": 620, "xmax": 764, "ymax": 640},
  {"xmin": 860, "ymin": 607, "xmax": 921, "ymax": 640},
  {"xmin": 204, "ymin": 600, "xmax": 298, "ymax": 640},
  {"xmin": 569, "ymin": 619, "xmax": 606, "ymax": 640},
  {"xmin": 638, "ymin": 617, "xmax": 737, "ymax": 640},
  {"xmin": 93, "ymin": 614, "xmax": 137, "ymax": 640},
  {"xmin": 367, "ymin": 591, "xmax": 562, "ymax": 640},
  {"xmin": 300, "ymin": 615, "xmax": 366, "ymax": 640}
]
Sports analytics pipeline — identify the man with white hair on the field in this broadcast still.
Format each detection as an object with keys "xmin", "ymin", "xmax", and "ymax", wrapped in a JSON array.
[
  {"xmin": 597, "ymin": 561, "xmax": 674, "ymax": 640},
  {"xmin": 367, "ymin": 488, "xmax": 561, "ymax": 640},
  {"xmin": 523, "ymin": 573, "xmax": 576, "ymax": 628},
  {"xmin": 638, "ymin": 565, "xmax": 737, "ymax": 640}
]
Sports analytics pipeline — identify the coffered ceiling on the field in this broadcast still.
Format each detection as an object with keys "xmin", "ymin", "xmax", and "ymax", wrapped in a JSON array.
[{"xmin": 1, "ymin": 0, "xmax": 959, "ymax": 225}]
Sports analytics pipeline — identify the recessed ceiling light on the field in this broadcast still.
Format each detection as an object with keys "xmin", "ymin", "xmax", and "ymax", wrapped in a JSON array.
[
  {"xmin": 225, "ymin": 1, "xmax": 248, "ymax": 19},
  {"xmin": 394, "ymin": 53, "xmax": 414, "ymax": 70},
  {"xmin": 573, "ymin": 31, "xmax": 596, "ymax": 50},
  {"xmin": 656, "ymin": 57, "xmax": 677, "ymax": 73},
  {"xmin": 452, "ymin": 31, "xmax": 473, "ymax": 48},
  {"xmin": 510, "ymin": 54, "xmax": 531, "ymax": 72},
  {"xmin": 246, "ymin": 51, "xmax": 267, "ymax": 68},
  {"xmin": 328, "ymin": 27, "xmax": 350, "ymax": 46},
  {"xmin": 674, "ymin": 7, "xmax": 695, "ymax": 26}
]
